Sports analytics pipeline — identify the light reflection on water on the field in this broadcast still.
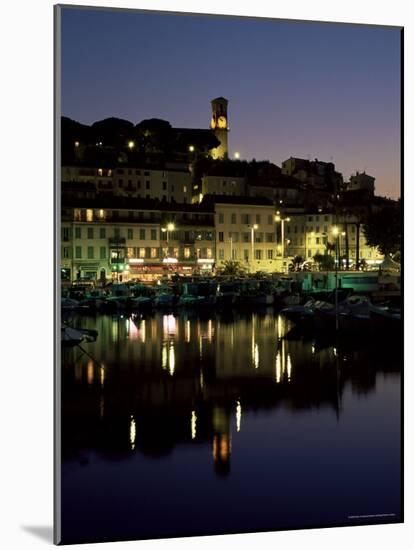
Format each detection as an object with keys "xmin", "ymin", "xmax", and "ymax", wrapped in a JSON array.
[{"xmin": 61, "ymin": 310, "xmax": 401, "ymax": 543}]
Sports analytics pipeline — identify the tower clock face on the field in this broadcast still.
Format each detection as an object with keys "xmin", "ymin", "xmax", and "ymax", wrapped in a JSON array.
[
  {"xmin": 217, "ymin": 116, "xmax": 227, "ymax": 129},
  {"xmin": 211, "ymin": 117, "xmax": 216, "ymax": 129}
]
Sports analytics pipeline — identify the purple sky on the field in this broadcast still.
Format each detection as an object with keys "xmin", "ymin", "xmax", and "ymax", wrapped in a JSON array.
[{"xmin": 61, "ymin": 7, "xmax": 401, "ymax": 198}]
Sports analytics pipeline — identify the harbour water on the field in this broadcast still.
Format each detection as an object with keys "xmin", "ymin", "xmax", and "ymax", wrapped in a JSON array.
[{"xmin": 60, "ymin": 310, "xmax": 401, "ymax": 543}]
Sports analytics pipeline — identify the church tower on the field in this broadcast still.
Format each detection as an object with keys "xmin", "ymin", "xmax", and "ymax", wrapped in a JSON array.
[{"xmin": 210, "ymin": 97, "xmax": 229, "ymax": 160}]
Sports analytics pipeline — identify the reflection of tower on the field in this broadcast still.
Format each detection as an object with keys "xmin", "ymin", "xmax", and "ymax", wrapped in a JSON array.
[
  {"xmin": 211, "ymin": 406, "xmax": 231, "ymax": 476},
  {"xmin": 210, "ymin": 97, "xmax": 229, "ymax": 160}
]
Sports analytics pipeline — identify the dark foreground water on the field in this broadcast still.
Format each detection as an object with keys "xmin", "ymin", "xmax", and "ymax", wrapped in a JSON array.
[{"xmin": 60, "ymin": 310, "xmax": 402, "ymax": 544}]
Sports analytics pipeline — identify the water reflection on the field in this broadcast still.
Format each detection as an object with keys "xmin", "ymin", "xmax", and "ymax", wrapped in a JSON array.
[
  {"xmin": 63, "ymin": 310, "xmax": 401, "ymax": 465},
  {"xmin": 61, "ymin": 309, "xmax": 401, "ymax": 542}
]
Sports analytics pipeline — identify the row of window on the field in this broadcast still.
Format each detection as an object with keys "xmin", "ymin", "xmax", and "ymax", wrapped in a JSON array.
[
  {"xmin": 62, "ymin": 227, "xmax": 216, "ymax": 242},
  {"xmin": 64, "ymin": 225, "xmax": 361, "ymax": 243},
  {"xmin": 63, "ymin": 246, "xmax": 107, "ymax": 260},
  {"xmin": 117, "ymin": 180, "xmax": 179, "ymax": 191},
  {"xmin": 63, "ymin": 246, "xmax": 214, "ymax": 260},
  {"xmin": 71, "ymin": 208, "xmax": 211, "ymax": 223},
  {"xmin": 287, "ymin": 224, "xmax": 357, "ymax": 234},
  {"xmin": 63, "ymin": 227, "xmax": 159, "ymax": 241},
  {"xmin": 116, "ymin": 169, "xmax": 161, "ymax": 176},
  {"xmin": 217, "ymin": 231, "xmax": 275, "ymax": 243},
  {"xmin": 218, "ymin": 249, "xmax": 276, "ymax": 261},
  {"xmin": 218, "ymin": 213, "xmax": 274, "ymax": 225}
]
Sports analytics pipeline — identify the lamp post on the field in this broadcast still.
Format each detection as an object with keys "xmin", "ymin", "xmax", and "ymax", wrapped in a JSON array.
[
  {"xmin": 332, "ymin": 226, "xmax": 339, "ymax": 331},
  {"xmin": 339, "ymin": 231, "xmax": 346, "ymax": 270},
  {"xmin": 250, "ymin": 224, "xmax": 259, "ymax": 271},
  {"xmin": 275, "ymin": 214, "xmax": 290, "ymax": 271},
  {"xmin": 161, "ymin": 223, "xmax": 175, "ymax": 258}
]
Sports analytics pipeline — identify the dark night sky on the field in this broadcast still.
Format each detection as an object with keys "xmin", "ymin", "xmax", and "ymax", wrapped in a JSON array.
[{"xmin": 61, "ymin": 6, "xmax": 401, "ymax": 198}]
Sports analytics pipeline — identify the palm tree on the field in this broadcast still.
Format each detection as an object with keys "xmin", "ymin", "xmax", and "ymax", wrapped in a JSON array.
[{"xmin": 219, "ymin": 260, "xmax": 247, "ymax": 278}]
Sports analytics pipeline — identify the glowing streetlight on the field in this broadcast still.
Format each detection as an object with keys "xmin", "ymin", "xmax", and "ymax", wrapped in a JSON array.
[
  {"xmin": 274, "ymin": 215, "xmax": 290, "ymax": 267},
  {"xmin": 74, "ymin": 141, "xmax": 80, "ymax": 148},
  {"xmin": 188, "ymin": 145, "xmax": 195, "ymax": 152},
  {"xmin": 331, "ymin": 225, "xmax": 341, "ymax": 330},
  {"xmin": 162, "ymin": 223, "xmax": 176, "ymax": 258},
  {"xmin": 234, "ymin": 151, "xmax": 240, "ymax": 159},
  {"xmin": 250, "ymin": 224, "xmax": 259, "ymax": 270},
  {"xmin": 128, "ymin": 140, "xmax": 135, "ymax": 149}
]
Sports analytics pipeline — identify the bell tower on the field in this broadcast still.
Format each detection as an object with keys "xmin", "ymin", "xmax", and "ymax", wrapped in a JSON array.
[{"xmin": 210, "ymin": 97, "xmax": 229, "ymax": 160}]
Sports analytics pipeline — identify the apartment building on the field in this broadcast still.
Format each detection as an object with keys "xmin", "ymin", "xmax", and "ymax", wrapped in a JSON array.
[
  {"xmin": 213, "ymin": 198, "xmax": 279, "ymax": 273},
  {"xmin": 61, "ymin": 200, "xmax": 215, "ymax": 282},
  {"xmin": 61, "ymin": 165, "xmax": 192, "ymax": 203},
  {"xmin": 283, "ymin": 212, "xmax": 383, "ymax": 267}
]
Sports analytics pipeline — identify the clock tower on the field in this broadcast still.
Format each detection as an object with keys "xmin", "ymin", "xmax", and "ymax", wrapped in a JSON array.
[{"xmin": 210, "ymin": 97, "xmax": 229, "ymax": 160}]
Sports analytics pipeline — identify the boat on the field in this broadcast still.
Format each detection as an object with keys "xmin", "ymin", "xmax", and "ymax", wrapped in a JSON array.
[
  {"xmin": 369, "ymin": 302, "xmax": 401, "ymax": 331},
  {"xmin": 61, "ymin": 297, "xmax": 81, "ymax": 311},
  {"xmin": 61, "ymin": 325, "xmax": 98, "ymax": 347},
  {"xmin": 280, "ymin": 298, "xmax": 316, "ymax": 325},
  {"xmin": 238, "ymin": 280, "xmax": 274, "ymax": 306},
  {"xmin": 216, "ymin": 281, "xmax": 240, "ymax": 307},
  {"xmin": 104, "ymin": 284, "xmax": 132, "ymax": 311},
  {"xmin": 313, "ymin": 295, "xmax": 371, "ymax": 333},
  {"xmin": 78, "ymin": 289, "xmax": 108, "ymax": 311},
  {"xmin": 177, "ymin": 294, "xmax": 205, "ymax": 307}
]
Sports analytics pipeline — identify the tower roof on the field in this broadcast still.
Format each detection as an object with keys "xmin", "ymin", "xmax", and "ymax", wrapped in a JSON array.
[{"xmin": 211, "ymin": 96, "xmax": 228, "ymax": 103}]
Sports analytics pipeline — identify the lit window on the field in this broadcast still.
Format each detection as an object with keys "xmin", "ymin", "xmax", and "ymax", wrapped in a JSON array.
[
  {"xmin": 98, "ymin": 168, "xmax": 103, "ymax": 176},
  {"xmin": 184, "ymin": 248, "xmax": 191, "ymax": 259},
  {"xmin": 86, "ymin": 209, "xmax": 93, "ymax": 222},
  {"xmin": 139, "ymin": 248, "xmax": 146, "ymax": 258},
  {"xmin": 74, "ymin": 141, "xmax": 79, "ymax": 147},
  {"xmin": 98, "ymin": 209, "xmax": 105, "ymax": 219}
]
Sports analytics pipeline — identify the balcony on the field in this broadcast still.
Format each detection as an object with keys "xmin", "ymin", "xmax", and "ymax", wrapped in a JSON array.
[{"xmin": 109, "ymin": 237, "xmax": 126, "ymax": 245}]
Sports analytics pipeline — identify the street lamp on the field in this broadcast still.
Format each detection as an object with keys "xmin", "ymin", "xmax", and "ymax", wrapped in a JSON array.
[
  {"xmin": 188, "ymin": 145, "xmax": 195, "ymax": 152},
  {"xmin": 128, "ymin": 140, "xmax": 135, "ymax": 149},
  {"xmin": 234, "ymin": 151, "xmax": 240, "ymax": 159},
  {"xmin": 274, "ymin": 214, "xmax": 290, "ymax": 267},
  {"xmin": 161, "ymin": 223, "xmax": 176, "ymax": 258},
  {"xmin": 249, "ymin": 224, "xmax": 259, "ymax": 271},
  {"xmin": 332, "ymin": 226, "xmax": 340, "ymax": 330}
]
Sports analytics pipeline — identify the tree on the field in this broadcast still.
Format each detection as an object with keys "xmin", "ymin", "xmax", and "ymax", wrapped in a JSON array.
[
  {"xmin": 313, "ymin": 254, "xmax": 335, "ymax": 271},
  {"xmin": 363, "ymin": 200, "xmax": 401, "ymax": 255},
  {"xmin": 289, "ymin": 255, "xmax": 303, "ymax": 272},
  {"xmin": 219, "ymin": 260, "xmax": 247, "ymax": 278}
]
